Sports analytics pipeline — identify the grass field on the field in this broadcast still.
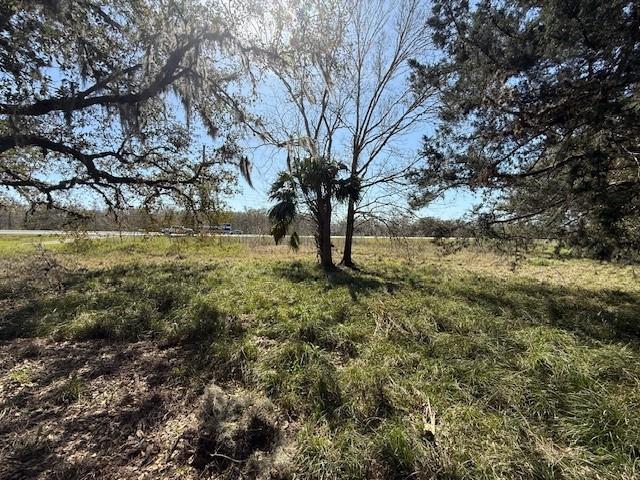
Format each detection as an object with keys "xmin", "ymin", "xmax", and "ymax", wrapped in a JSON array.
[{"xmin": 1, "ymin": 235, "xmax": 639, "ymax": 479}]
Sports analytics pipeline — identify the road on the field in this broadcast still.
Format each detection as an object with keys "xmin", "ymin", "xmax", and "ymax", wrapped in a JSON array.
[
  {"xmin": 0, "ymin": 230, "xmax": 440, "ymax": 240},
  {"xmin": 0, "ymin": 229, "xmax": 148, "ymax": 237}
]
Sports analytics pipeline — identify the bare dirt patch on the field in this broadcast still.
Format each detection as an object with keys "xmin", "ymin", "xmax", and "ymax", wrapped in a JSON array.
[{"xmin": 0, "ymin": 339, "xmax": 256, "ymax": 479}]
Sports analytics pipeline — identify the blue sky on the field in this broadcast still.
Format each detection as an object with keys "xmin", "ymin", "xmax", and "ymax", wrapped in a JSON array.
[
  {"xmin": 229, "ymin": 175, "xmax": 478, "ymax": 219},
  {"xmin": 11, "ymin": 0, "xmax": 480, "ymax": 221},
  {"xmin": 220, "ymin": 0, "xmax": 481, "ymax": 221},
  {"xmin": 226, "ymin": 141, "xmax": 479, "ymax": 220}
]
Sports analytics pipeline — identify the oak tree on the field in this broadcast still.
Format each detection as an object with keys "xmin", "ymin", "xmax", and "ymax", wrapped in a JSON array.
[{"xmin": 0, "ymin": 0, "xmax": 252, "ymax": 214}]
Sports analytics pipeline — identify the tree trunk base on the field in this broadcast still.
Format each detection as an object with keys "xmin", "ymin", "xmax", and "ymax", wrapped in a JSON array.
[
  {"xmin": 320, "ymin": 259, "xmax": 337, "ymax": 271},
  {"xmin": 339, "ymin": 258, "xmax": 358, "ymax": 270}
]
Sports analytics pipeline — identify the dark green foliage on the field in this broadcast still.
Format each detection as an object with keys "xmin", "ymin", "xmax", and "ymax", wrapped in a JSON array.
[
  {"xmin": 335, "ymin": 175, "xmax": 362, "ymax": 204},
  {"xmin": 268, "ymin": 171, "xmax": 299, "ymax": 246},
  {"xmin": 410, "ymin": 0, "xmax": 640, "ymax": 259}
]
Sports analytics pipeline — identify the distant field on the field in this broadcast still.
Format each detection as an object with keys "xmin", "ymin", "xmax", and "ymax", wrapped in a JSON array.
[{"xmin": 1, "ymin": 235, "xmax": 639, "ymax": 479}]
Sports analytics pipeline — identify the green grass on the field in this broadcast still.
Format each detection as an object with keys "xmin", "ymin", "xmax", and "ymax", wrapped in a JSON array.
[
  {"xmin": 1, "ymin": 235, "xmax": 639, "ymax": 479},
  {"xmin": 55, "ymin": 375, "xmax": 87, "ymax": 404},
  {"xmin": 8, "ymin": 366, "xmax": 35, "ymax": 385},
  {"xmin": 0, "ymin": 235, "xmax": 66, "ymax": 255}
]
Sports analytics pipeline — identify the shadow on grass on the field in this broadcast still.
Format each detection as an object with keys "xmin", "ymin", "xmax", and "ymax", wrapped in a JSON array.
[
  {"xmin": 272, "ymin": 260, "xmax": 640, "ymax": 346},
  {"xmin": 0, "ymin": 263, "xmax": 218, "ymax": 342},
  {"xmin": 451, "ymin": 278, "xmax": 640, "ymax": 345},
  {"xmin": 3, "ymin": 258, "xmax": 639, "ymax": 349},
  {"xmin": 272, "ymin": 260, "xmax": 396, "ymax": 301}
]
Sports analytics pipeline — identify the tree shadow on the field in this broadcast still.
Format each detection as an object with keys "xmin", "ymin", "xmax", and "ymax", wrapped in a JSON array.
[
  {"xmin": 446, "ymin": 276, "xmax": 640, "ymax": 346},
  {"xmin": 0, "ymin": 262, "xmax": 215, "ymax": 341},
  {"xmin": 272, "ymin": 260, "xmax": 395, "ymax": 301},
  {"xmin": 274, "ymin": 259, "xmax": 640, "ymax": 346},
  {"xmin": 0, "ymin": 339, "xmax": 193, "ymax": 479}
]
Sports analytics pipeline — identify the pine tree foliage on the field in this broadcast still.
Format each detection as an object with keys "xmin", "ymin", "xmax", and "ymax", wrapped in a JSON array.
[{"xmin": 410, "ymin": 0, "xmax": 640, "ymax": 258}]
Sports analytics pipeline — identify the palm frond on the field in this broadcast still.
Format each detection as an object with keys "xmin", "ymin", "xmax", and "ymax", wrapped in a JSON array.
[
  {"xmin": 289, "ymin": 231, "xmax": 300, "ymax": 251},
  {"xmin": 268, "ymin": 171, "xmax": 298, "ymax": 244}
]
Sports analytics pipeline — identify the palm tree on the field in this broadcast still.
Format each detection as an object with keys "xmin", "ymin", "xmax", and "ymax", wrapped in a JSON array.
[{"xmin": 269, "ymin": 155, "xmax": 356, "ymax": 270}]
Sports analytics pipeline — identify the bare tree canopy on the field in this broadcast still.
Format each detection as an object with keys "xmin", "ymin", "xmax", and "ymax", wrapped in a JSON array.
[
  {"xmin": 339, "ymin": 0, "xmax": 438, "ymax": 266},
  {"xmin": 245, "ymin": 0, "xmax": 438, "ymax": 268}
]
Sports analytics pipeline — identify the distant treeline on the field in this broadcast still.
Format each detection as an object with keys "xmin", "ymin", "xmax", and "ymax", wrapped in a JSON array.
[{"xmin": 0, "ymin": 205, "xmax": 471, "ymax": 238}]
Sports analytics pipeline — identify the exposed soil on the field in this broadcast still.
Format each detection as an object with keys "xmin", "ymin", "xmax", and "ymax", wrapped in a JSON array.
[{"xmin": 0, "ymin": 339, "xmax": 286, "ymax": 480}]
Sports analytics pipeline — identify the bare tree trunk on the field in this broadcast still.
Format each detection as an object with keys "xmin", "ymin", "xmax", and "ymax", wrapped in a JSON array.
[
  {"xmin": 316, "ymin": 196, "xmax": 335, "ymax": 270},
  {"xmin": 318, "ymin": 218, "xmax": 334, "ymax": 269},
  {"xmin": 341, "ymin": 197, "xmax": 356, "ymax": 268}
]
